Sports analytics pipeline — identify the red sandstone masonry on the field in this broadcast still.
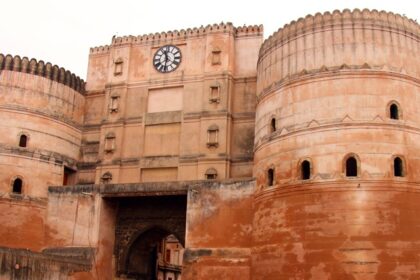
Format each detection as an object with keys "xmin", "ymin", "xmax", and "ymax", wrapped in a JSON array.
[
  {"xmin": 252, "ymin": 8, "xmax": 420, "ymax": 280},
  {"xmin": 257, "ymin": 9, "xmax": 420, "ymax": 95}
]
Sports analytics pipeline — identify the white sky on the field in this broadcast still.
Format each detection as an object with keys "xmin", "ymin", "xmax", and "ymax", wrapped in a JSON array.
[{"xmin": 1, "ymin": 0, "xmax": 418, "ymax": 79}]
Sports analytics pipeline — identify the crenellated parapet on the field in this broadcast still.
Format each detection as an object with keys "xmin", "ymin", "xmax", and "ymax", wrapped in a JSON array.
[
  {"xmin": 235, "ymin": 24, "xmax": 263, "ymax": 37},
  {"xmin": 260, "ymin": 8, "xmax": 419, "ymax": 58},
  {"xmin": 89, "ymin": 22, "xmax": 263, "ymax": 53},
  {"xmin": 89, "ymin": 45, "xmax": 111, "ymax": 55},
  {"xmin": 0, "ymin": 54, "xmax": 85, "ymax": 94},
  {"xmin": 257, "ymin": 9, "xmax": 420, "ymax": 96}
]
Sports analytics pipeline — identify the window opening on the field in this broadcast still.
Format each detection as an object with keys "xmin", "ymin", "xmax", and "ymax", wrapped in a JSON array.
[
  {"xmin": 205, "ymin": 168, "xmax": 217, "ymax": 180},
  {"xmin": 165, "ymin": 249, "xmax": 171, "ymax": 263},
  {"xmin": 301, "ymin": 160, "xmax": 311, "ymax": 180},
  {"xmin": 19, "ymin": 135, "xmax": 27, "ymax": 147},
  {"xmin": 390, "ymin": 103, "xmax": 399, "ymax": 120},
  {"xmin": 101, "ymin": 172, "xmax": 113, "ymax": 183},
  {"xmin": 394, "ymin": 157, "xmax": 404, "ymax": 177},
  {"xmin": 270, "ymin": 118, "xmax": 276, "ymax": 133},
  {"xmin": 12, "ymin": 178, "xmax": 22, "ymax": 194},
  {"xmin": 346, "ymin": 157, "xmax": 358, "ymax": 177},
  {"xmin": 207, "ymin": 125, "xmax": 219, "ymax": 148},
  {"xmin": 63, "ymin": 166, "xmax": 76, "ymax": 185},
  {"xmin": 267, "ymin": 168, "xmax": 274, "ymax": 186}
]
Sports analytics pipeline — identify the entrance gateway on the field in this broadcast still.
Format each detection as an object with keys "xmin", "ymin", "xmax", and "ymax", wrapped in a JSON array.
[{"xmin": 99, "ymin": 183, "xmax": 188, "ymax": 280}]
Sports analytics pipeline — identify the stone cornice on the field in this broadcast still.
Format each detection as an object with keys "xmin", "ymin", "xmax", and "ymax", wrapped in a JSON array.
[
  {"xmin": 0, "ymin": 105, "xmax": 83, "ymax": 131},
  {"xmin": 257, "ymin": 64, "xmax": 420, "ymax": 102},
  {"xmin": 0, "ymin": 193, "xmax": 47, "ymax": 208},
  {"xmin": 86, "ymin": 72, "xmax": 256, "ymax": 94},
  {"xmin": 48, "ymin": 177, "xmax": 255, "ymax": 197},
  {"xmin": 254, "ymin": 120, "xmax": 420, "ymax": 152},
  {"xmin": 254, "ymin": 180, "xmax": 420, "ymax": 202},
  {"xmin": 0, "ymin": 144, "xmax": 78, "ymax": 168}
]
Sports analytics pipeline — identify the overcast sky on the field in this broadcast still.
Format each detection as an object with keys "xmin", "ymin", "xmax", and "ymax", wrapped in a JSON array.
[{"xmin": 1, "ymin": 0, "xmax": 418, "ymax": 79}]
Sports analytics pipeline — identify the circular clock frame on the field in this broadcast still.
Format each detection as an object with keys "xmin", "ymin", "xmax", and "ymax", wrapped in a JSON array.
[{"xmin": 153, "ymin": 45, "xmax": 182, "ymax": 73}]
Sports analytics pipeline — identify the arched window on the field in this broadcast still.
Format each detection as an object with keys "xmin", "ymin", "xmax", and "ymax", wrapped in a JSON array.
[
  {"xmin": 345, "ymin": 156, "xmax": 358, "ymax": 177},
  {"xmin": 267, "ymin": 168, "xmax": 274, "ymax": 186},
  {"xmin": 12, "ymin": 178, "xmax": 23, "ymax": 194},
  {"xmin": 270, "ymin": 118, "xmax": 276, "ymax": 133},
  {"xmin": 205, "ymin": 168, "xmax": 218, "ymax": 180},
  {"xmin": 394, "ymin": 157, "xmax": 404, "ymax": 177},
  {"xmin": 390, "ymin": 103, "xmax": 399, "ymax": 120},
  {"xmin": 101, "ymin": 172, "xmax": 112, "ymax": 183},
  {"xmin": 19, "ymin": 134, "xmax": 28, "ymax": 147},
  {"xmin": 301, "ymin": 160, "xmax": 311, "ymax": 180}
]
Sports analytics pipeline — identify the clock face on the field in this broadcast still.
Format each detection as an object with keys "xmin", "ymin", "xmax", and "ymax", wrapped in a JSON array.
[{"xmin": 153, "ymin": 45, "xmax": 182, "ymax": 73}]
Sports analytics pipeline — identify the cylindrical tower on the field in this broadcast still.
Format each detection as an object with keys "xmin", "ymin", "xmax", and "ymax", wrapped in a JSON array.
[
  {"xmin": 0, "ymin": 54, "xmax": 85, "ymax": 197},
  {"xmin": 253, "ymin": 9, "xmax": 420, "ymax": 279}
]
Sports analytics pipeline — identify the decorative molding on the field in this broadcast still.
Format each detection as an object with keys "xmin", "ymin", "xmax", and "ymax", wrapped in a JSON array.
[
  {"xmin": 257, "ymin": 64, "xmax": 420, "ymax": 102},
  {"xmin": 0, "ymin": 143, "xmax": 78, "ymax": 168},
  {"xmin": 0, "ymin": 106, "xmax": 83, "ymax": 131},
  {"xmin": 255, "ymin": 120, "xmax": 420, "ymax": 152},
  {"xmin": 254, "ymin": 180, "xmax": 420, "ymax": 202}
]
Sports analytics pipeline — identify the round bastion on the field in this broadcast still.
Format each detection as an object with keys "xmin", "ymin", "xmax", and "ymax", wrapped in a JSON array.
[
  {"xmin": 253, "ymin": 9, "xmax": 420, "ymax": 279},
  {"xmin": 0, "ymin": 54, "xmax": 85, "ymax": 197}
]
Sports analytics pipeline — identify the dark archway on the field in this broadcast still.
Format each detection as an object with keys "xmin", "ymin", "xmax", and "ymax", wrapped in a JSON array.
[
  {"xmin": 115, "ymin": 195, "xmax": 187, "ymax": 279},
  {"xmin": 125, "ymin": 228, "xmax": 183, "ymax": 280}
]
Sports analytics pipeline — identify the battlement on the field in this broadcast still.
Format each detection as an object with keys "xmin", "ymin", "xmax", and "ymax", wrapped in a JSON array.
[
  {"xmin": 0, "ymin": 54, "xmax": 85, "ymax": 94},
  {"xmin": 260, "ymin": 8, "xmax": 420, "ymax": 58},
  {"xmin": 89, "ymin": 22, "xmax": 263, "ymax": 53}
]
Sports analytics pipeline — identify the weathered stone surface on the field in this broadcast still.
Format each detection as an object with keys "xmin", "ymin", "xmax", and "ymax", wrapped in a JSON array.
[
  {"xmin": 0, "ymin": 8, "xmax": 419, "ymax": 280},
  {"xmin": 252, "ymin": 8, "xmax": 420, "ymax": 280},
  {"xmin": 0, "ymin": 246, "xmax": 91, "ymax": 279}
]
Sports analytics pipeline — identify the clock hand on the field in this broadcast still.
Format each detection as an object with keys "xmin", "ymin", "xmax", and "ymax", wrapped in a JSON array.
[{"xmin": 164, "ymin": 53, "xmax": 170, "ymax": 66}]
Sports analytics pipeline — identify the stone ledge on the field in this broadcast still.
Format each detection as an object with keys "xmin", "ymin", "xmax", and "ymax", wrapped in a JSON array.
[
  {"xmin": 0, "ymin": 193, "xmax": 47, "ymax": 207},
  {"xmin": 0, "ymin": 246, "xmax": 91, "ymax": 278},
  {"xmin": 184, "ymin": 248, "xmax": 251, "ymax": 263},
  {"xmin": 254, "ymin": 180, "xmax": 420, "ymax": 202},
  {"xmin": 145, "ymin": 111, "xmax": 182, "ymax": 125},
  {"xmin": 42, "ymin": 247, "xmax": 94, "ymax": 263},
  {"xmin": 48, "ymin": 178, "xmax": 255, "ymax": 197}
]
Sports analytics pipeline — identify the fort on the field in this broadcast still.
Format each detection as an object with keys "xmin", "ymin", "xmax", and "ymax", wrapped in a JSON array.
[{"xmin": 0, "ymin": 8, "xmax": 419, "ymax": 279}]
